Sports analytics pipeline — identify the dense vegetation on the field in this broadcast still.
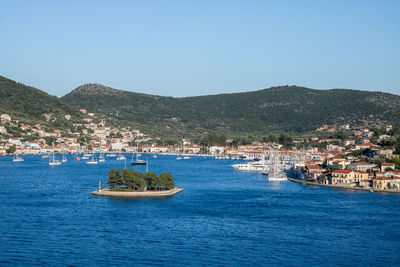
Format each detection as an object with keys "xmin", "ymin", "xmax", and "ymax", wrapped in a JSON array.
[
  {"xmin": 0, "ymin": 75, "xmax": 83, "ymax": 126},
  {"xmin": 107, "ymin": 169, "xmax": 175, "ymax": 191},
  {"xmin": 2, "ymin": 75, "xmax": 400, "ymax": 139},
  {"xmin": 62, "ymin": 83, "xmax": 400, "ymax": 138}
]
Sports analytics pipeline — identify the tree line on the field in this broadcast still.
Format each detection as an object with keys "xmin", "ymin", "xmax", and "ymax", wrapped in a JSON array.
[{"xmin": 107, "ymin": 169, "xmax": 175, "ymax": 191}]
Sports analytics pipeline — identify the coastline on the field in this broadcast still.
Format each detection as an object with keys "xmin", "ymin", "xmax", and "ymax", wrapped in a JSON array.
[
  {"xmin": 287, "ymin": 177, "xmax": 400, "ymax": 194},
  {"xmin": 91, "ymin": 188, "xmax": 184, "ymax": 198}
]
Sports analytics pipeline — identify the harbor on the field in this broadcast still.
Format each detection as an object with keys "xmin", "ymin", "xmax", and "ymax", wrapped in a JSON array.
[{"xmin": 2, "ymin": 154, "xmax": 400, "ymax": 266}]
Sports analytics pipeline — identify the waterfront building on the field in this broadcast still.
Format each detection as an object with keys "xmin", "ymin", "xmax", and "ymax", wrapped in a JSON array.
[
  {"xmin": 373, "ymin": 177, "xmax": 392, "ymax": 190},
  {"xmin": 331, "ymin": 170, "xmax": 354, "ymax": 184},
  {"xmin": 353, "ymin": 171, "xmax": 368, "ymax": 183}
]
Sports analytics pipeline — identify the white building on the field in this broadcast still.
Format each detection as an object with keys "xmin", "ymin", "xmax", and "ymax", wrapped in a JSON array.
[{"xmin": 209, "ymin": 146, "xmax": 225, "ymax": 154}]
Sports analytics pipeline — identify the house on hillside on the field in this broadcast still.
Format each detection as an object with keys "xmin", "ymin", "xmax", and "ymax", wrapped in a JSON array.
[
  {"xmin": 381, "ymin": 163, "xmax": 395, "ymax": 171},
  {"xmin": 347, "ymin": 162, "xmax": 377, "ymax": 172}
]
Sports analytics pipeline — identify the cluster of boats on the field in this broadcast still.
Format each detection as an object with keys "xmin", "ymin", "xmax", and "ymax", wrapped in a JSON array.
[
  {"xmin": 13, "ymin": 150, "xmax": 150, "ymax": 167},
  {"xmin": 231, "ymin": 151, "xmax": 294, "ymax": 181}
]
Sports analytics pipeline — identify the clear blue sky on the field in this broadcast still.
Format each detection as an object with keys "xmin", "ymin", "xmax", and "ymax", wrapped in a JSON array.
[{"xmin": 1, "ymin": 0, "xmax": 399, "ymax": 97}]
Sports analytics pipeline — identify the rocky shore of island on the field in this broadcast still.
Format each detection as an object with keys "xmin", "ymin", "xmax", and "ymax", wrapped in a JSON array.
[{"xmin": 91, "ymin": 188, "xmax": 184, "ymax": 198}]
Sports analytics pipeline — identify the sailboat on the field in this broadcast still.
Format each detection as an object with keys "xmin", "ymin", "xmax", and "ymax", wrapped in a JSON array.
[
  {"xmin": 62, "ymin": 152, "xmax": 67, "ymax": 163},
  {"xmin": 131, "ymin": 152, "xmax": 146, "ymax": 165},
  {"xmin": 116, "ymin": 153, "xmax": 126, "ymax": 160},
  {"xmin": 176, "ymin": 147, "xmax": 182, "ymax": 160},
  {"xmin": 13, "ymin": 154, "xmax": 24, "ymax": 162},
  {"xmin": 82, "ymin": 147, "xmax": 92, "ymax": 160},
  {"xmin": 268, "ymin": 151, "xmax": 287, "ymax": 181},
  {"xmin": 74, "ymin": 151, "xmax": 81, "ymax": 161},
  {"xmin": 49, "ymin": 144, "xmax": 62, "ymax": 166},
  {"xmin": 86, "ymin": 152, "xmax": 98, "ymax": 165},
  {"xmin": 99, "ymin": 152, "xmax": 105, "ymax": 162}
]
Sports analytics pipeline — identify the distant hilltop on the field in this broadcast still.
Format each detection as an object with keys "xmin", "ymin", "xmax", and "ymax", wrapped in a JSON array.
[
  {"xmin": 1, "ymin": 74, "xmax": 400, "ymax": 138},
  {"xmin": 69, "ymin": 83, "xmax": 123, "ymax": 96}
]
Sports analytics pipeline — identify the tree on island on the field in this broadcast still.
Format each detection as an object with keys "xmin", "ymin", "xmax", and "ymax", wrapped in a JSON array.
[
  {"xmin": 6, "ymin": 144, "xmax": 16, "ymax": 154},
  {"xmin": 107, "ymin": 169, "xmax": 175, "ymax": 191}
]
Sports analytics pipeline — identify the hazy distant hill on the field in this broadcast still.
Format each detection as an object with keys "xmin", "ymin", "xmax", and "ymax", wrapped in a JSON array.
[
  {"xmin": 62, "ymin": 83, "xmax": 400, "ymax": 137},
  {"xmin": 0, "ymin": 75, "xmax": 82, "ymax": 124}
]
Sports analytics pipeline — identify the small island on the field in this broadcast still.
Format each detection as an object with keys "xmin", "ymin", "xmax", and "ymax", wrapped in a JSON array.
[{"xmin": 91, "ymin": 169, "xmax": 183, "ymax": 198}]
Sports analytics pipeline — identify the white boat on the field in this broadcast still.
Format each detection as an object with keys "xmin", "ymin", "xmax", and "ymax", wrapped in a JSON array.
[
  {"xmin": 176, "ymin": 157, "xmax": 182, "ymax": 160},
  {"xmin": 62, "ymin": 153, "xmax": 67, "ymax": 163},
  {"xmin": 231, "ymin": 160, "xmax": 267, "ymax": 172},
  {"xmin": 268, "ymin": 170, "xmax": 287, "ymax": 181},
  {"xmin": 99, "ymin": 153, "xmax": 105, "ymax": 162},
  {"xmin": 49, "ymin": 161, "xmax": 62, "ymax": 166},
  {"xmin": 107, "ymin": 153, "xmax": 117, "ymax": 157},
  {"xmin": 116, "ymin": 154, "xmax": 126, "ymax": 160},
  {"xmin": 49, "ymin": 143, "xmax": 62, "ymax": 166},
  {"xmin": 13, "ymin": 154, "xmax": 24, "ymax": 162},
  {"xmin": 183, "ymin": 156, "xmax": 191, "ymax": 159},
  {"xmin": 153, "ymin": 154, "xmax": 157, "ymax": 159},
  {"xmin": 130, "ymin": 152, "xmax": 146, "ymax": 165},
  {"xmin": 41, "ymin": 153, "xmax": 49, "ymax": 158},
  {"xmin": 267, "ymin": 151, "xmax": 287, "ymax": 181},
  {"xmin": 86, "ymin": 153, "xmax": 98, "ymax": 165}
]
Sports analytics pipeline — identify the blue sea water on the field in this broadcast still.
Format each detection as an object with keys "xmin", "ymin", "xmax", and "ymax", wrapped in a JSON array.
[{"xmin": 0, "ymin": 155, "xmax": 400, "ymax": 266}]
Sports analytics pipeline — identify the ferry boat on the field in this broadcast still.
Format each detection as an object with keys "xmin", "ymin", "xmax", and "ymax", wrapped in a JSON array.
[{"xmin": 231, "ymin": 161, "xmax": 267, "ymax": 172}]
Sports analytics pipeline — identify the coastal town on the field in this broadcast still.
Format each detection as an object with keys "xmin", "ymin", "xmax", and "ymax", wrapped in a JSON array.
[{"xmin": 1, "ymin": 109, "xmax": 400, "ymax": 192}]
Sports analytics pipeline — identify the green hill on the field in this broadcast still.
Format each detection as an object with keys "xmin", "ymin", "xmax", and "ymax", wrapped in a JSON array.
[
  {"xmin": 0, "ymin": 75, "xmax": 82, "ymax": 124},
  {"xmin": 61, "ymin": 83, "xmax": 400, "ymax": 138}
]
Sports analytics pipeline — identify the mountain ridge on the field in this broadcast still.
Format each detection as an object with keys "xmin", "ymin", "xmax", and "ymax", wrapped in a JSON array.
[{"xmin": 61, "ymin": 83, "xmax": 400, "ymax": 138}]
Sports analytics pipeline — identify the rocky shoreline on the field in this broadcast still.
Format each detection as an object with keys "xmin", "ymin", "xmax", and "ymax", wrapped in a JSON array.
[{"xmin": 287, "ymin": 177, "xmax": 400, "ymax": 194}]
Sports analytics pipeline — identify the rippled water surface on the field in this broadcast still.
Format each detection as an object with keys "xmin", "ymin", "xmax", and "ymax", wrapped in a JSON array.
[{"xmin": 1, "ymin": 155, "xmax": 400, "ymax": 266}]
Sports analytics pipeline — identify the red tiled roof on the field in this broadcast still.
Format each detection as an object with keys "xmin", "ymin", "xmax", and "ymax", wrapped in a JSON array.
[{"xmin": 333, "ymin": 170, "xmax": 352, "ymax": 174}]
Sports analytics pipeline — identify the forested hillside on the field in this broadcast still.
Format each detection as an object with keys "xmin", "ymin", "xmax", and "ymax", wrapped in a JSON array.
[
  {"xmin": 62, "ymin": 83, "xmax": 400, "ymax": 138},
  {"xmin": 0, "ymin": 75, "xmax": 83, "ymax": 124}
]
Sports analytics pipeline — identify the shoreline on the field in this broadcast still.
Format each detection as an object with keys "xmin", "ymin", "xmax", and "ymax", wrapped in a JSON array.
[
  {"xmin": 287, "ymin": 177, "xmax": 400, "ymax": 194},
  {"xmin": 91, "ymin": 188, "xmax": 184, "ymax": 198}
]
